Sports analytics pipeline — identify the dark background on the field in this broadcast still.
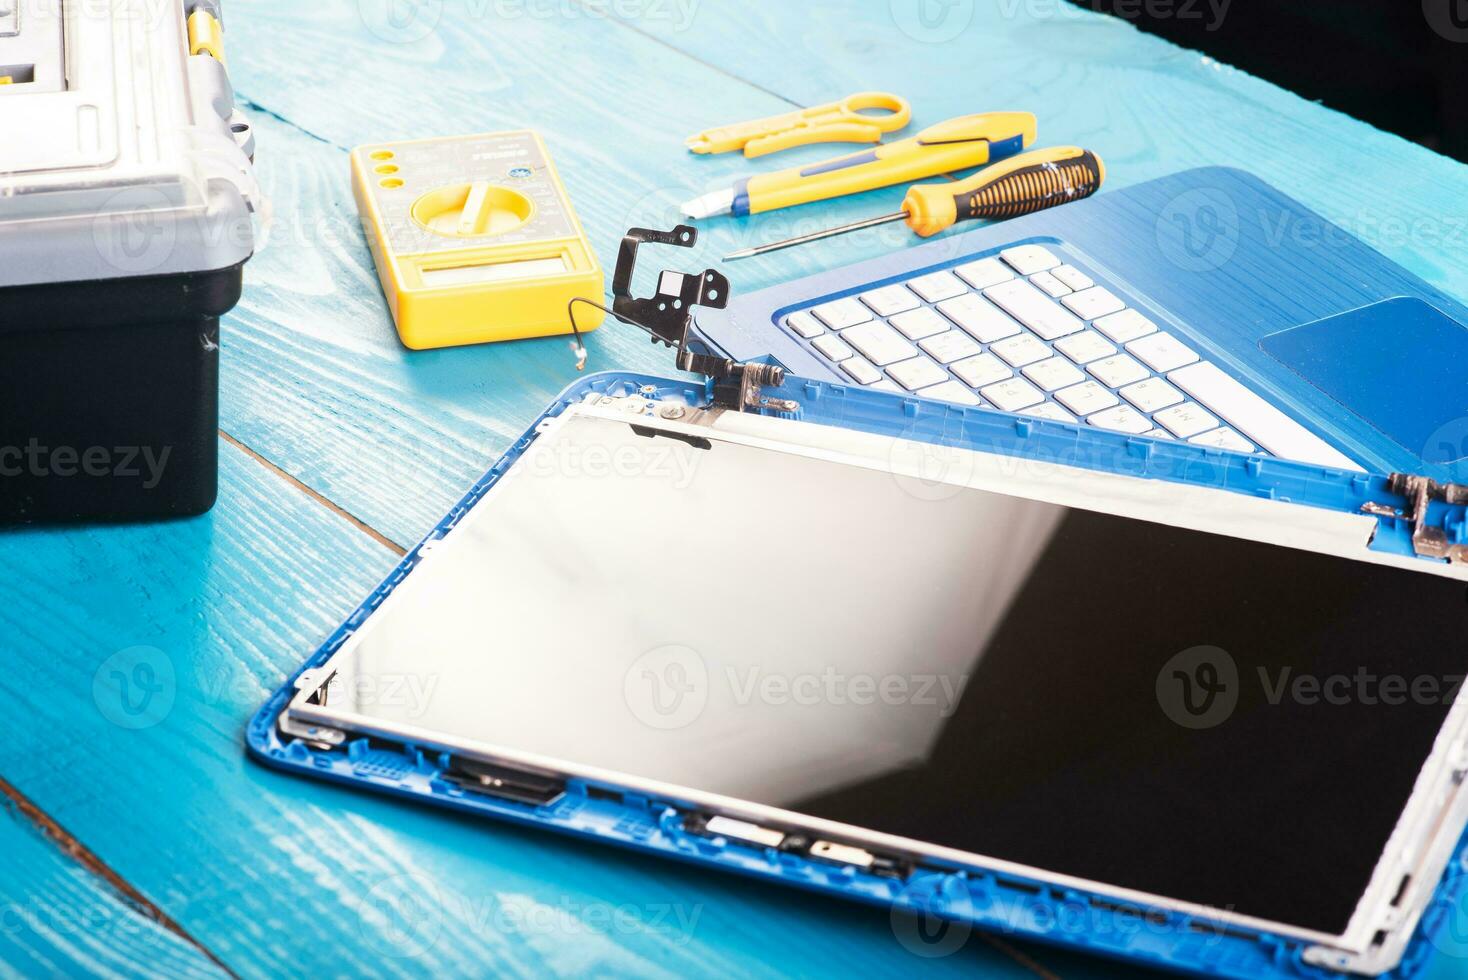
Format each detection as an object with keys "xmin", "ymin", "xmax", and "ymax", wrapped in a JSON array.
[{"xmin": 1068, "ymin": 1, "xmax": 1468, "ymax": 164}]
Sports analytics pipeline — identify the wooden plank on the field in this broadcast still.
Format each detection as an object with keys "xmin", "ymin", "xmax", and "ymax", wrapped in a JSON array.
[
  {"xmin": 606, "ymin": 1, "xmax": 1468, "ymax": 296},
  {"xmin": 0, "ymin": 794, "xmax": 224, "ymax": 979},
  {"xmin": 0, "ymin": 442, "xmax": 1038, "ymax": 978},
  {"xmin": 218, "ymin": 0, "xmax": 907, "ymax": 548}
]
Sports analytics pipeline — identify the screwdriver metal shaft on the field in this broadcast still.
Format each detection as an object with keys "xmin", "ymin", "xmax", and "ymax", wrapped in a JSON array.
[{"xmin": 725, "ymin": 211, "xmax": 908, "ymax": 261}]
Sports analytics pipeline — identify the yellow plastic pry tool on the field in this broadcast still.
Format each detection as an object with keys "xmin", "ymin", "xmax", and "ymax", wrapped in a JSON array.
[
  {"xmin": 351, "ymin": 131, "xmax": 605, "ymax": 351},
  {"xmin": 685, "ymin": 92, "xmax": 912, "ymax": 159}
]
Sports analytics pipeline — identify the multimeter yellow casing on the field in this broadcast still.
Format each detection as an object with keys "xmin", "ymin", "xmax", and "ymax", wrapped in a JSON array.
[{"xmin": 351, "ymin": 131, "xmax": 605, "ymax": 350}]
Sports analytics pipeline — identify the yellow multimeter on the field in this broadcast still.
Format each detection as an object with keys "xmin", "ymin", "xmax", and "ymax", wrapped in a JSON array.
[{"xmin": 351, "ymin": 131, "xmax": 605, "ymax": 350}]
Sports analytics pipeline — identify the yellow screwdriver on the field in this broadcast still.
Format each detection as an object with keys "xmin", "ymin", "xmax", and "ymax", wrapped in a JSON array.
[{"xmin": 724, "ymin": 146, "xmax": 1105, "ymax": 261}]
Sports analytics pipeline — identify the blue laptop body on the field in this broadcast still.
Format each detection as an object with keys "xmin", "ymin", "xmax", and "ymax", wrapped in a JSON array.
[
  {"xmin": 693, "ymin": 167, "xmax": 1468, "ymax": 484},
  {"xmin": 249, "ymin": 168, "xmax": 1468, "ymax": 978}
]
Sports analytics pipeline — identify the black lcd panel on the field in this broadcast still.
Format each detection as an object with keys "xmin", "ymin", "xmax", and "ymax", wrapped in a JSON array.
[{"xmin": 792, "ymin": 508, "xmax": 1468, "ymax": 934}]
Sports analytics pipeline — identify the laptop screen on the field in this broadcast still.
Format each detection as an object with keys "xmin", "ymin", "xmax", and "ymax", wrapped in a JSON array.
[{"xmin": 300, "ymin": 407, "xmax": 1468, "ymax": 938}]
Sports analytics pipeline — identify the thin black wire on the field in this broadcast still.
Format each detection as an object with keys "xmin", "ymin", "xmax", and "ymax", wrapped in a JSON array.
[{"xmin": 566, "ymin": 296, "xmax": 661, "ymax": 371}]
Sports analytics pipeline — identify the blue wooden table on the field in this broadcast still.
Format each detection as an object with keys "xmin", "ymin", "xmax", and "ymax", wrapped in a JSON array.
[{"xmin": 6, "ymin": 1, "xmax": 1468, "ymax": 976}]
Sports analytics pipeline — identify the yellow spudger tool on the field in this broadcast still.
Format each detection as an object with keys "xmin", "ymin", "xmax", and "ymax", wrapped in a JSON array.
[
  {"xmin": 725, "ymin": 146, "xmax": 1105, "ymax": 260},
  {"xmin": 686, "ymin": 92, "xmax": 912, "ymax": 158},
  {"xmin": 682, "ymin": 111, "xmax": 1038, "ymax": 219}
]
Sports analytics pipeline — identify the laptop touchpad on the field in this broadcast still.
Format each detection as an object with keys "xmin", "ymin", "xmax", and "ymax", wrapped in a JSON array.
[{"xmin": 1260, "ymin": 297, "xmax": 1468, "ymax": 464}]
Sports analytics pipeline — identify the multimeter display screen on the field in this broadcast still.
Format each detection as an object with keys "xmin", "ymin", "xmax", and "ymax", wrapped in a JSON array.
[{"xmin": 304, "ymin": 410, "xmax": 1468, "ymax": 938}]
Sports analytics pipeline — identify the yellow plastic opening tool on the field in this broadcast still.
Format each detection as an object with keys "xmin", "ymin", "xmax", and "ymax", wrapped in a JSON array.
[
  {"xmin": 682, "ymin": 111, "xmax": 1037, "ymax": 219},
  {"xmin": 725, "ymin": 146, "xmax": 1105, "ymax": 260},
  {"xmin": 685, "ymin": 92, "xmax": 912, "ymax": 158}
]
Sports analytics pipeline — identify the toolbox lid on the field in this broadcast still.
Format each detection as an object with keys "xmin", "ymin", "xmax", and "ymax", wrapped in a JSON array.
[{"xmin": 0, "ymin": 0, "xmax": 265, "ymax": 288}]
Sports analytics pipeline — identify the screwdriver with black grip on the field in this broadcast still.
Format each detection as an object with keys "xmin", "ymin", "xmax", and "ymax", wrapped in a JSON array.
[{"xmin": 725, "ymin": 146, "xmax": 1105, "ymax": 260}]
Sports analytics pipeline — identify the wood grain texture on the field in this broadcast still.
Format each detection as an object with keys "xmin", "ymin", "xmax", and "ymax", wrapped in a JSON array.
[
  {"xmin": 0, "ymin": 793, "xmax": 225, "ymax": 979},
  {"xmin": 0, "ymin": 444, "xmax": 1038, "ymax": 978},
  {"xmin": 5, "ymin": 0, "xmax": 1468, "ymax": 976}
]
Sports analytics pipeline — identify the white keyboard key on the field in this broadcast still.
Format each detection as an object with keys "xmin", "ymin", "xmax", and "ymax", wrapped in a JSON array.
[
  {"xmin": 919, "ymin": 330, "xmax": 982, "ymax": 365},
  {"xmin": 980, "ymin": 377, "xmax": 1045, "ymax": 412},
  {"xmin": 871, "ymin": 378, "xmax": 902, "ymax": 393},
  {"xmin": 860, "ymin": 283, "xmax": 920, "ymax": 317},
  {"xmin": 1029, "ymin": 271, "xmax": 1071, "ymax": 297},
  {"xmin": 1119, "ymin": 377, "xmax": 1183, "ymax": 413},
  {"xmin": 889, "ymin": 307, "xmax": 951, "ymax": 341},
  {"xmin": 1022, "ymin": 356, "xmax": 1085, "ymax": 392},
  {"xmin": 1087, "ymin": 405, "xmax": 1152, "ymax": 434},
  {"xmin": 786, "ymin": 310, "xmax": 823, "ymax": 338},
  {"xmin": 812, "ymin": 296, "xmax": 872, "ymax": 330},
  {"xmin": 812, "ymin": 334, "xmax": 855, "ymax": 362},
  {"xmin": 1000, "ymin": 244, "xmax": 1060, "ymax": 275},
  {"xmin": 937, "ymin": 294, "xmax": 1020, "ymax": 343},
  {"xmin": 1153, "ymin": 402, "xmax": 1220, "ymax": 439},
  {"xmin": 842, "ymin": 321, "xmax": 917, "ymax": 366},
  {"xmin": 1189, "ymin": 427, "xmax": 1256, "ymax": 453},
  {"xmin": 955, "ymin": 256, "xmax": 1014, "ymax": 289},
  {"xmin": 907, "ymin": 270, "xmax": 967, "ymax": 303},
  {"xmin": 1127, "ymin": 331, "xmax": 1199, "ymax": 373},
  {"xmin": 1062, "ymin": 286, "xmax": 1126, "ymax": 321},
  {"xmin": 1167, "ymin": 361, "xmax": 1362, "ymax": 469},
  {"xmin": 919, "ymin": 380, "xmax": 982, "ymax": 407},
  {"xmin": 1094, "ymin": 309, "xmax": 1157, "ymax": 344},
  {"xmin": 1021, "ymin": 402, "xmax": 1078, "ymax": 423},
  {"xmin": 1053, "ymin": 330, "xmax": 1116, "ymax": 365},
  {"xmin": 1143, "ymin": 428, "xmax": 1175, "ymax": 440},
  {"xmin": 839, "ymin": 356, "xmax": 882, "ymax": 385},
  {"xmin": 1051, "ymin": 265, "xmax": 1093, "ymax": 291},
  {"xmin": 888, "ymin": 356, "xmax": 950, "ymax": 392},
  {"xmin": 991, "ymin": 333, "xmax": 1052, "ymax": 368},
  {"xmin": 1087, "ymin": 353, "xmax": 1150, "ymax": 389},
  {"xmin": 951, "ymin": 353, "xmax": 1012, "ymax": 389},
  {"xmin": 983, "ymin": 279, "xmax": 1085, "ymax": 340},
  {"xmin": 1055, "ymin": 381, "xmax": 1120, "ymax": 417}
]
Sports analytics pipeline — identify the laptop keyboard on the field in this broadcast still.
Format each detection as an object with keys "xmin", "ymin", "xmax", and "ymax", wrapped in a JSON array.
[{"xmin": 783, "ymin": 244, "xmax": 1360, "ymax": 470}]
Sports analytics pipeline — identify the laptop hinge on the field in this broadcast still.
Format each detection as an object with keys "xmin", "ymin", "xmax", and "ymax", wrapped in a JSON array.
[
  {"xmin": 1363, "ymin": 474, "xmax": 1468, "ymax": 563},
  {"xmin": 611, "ymin": 224, "xmax": 798, "ymax": 414}
]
